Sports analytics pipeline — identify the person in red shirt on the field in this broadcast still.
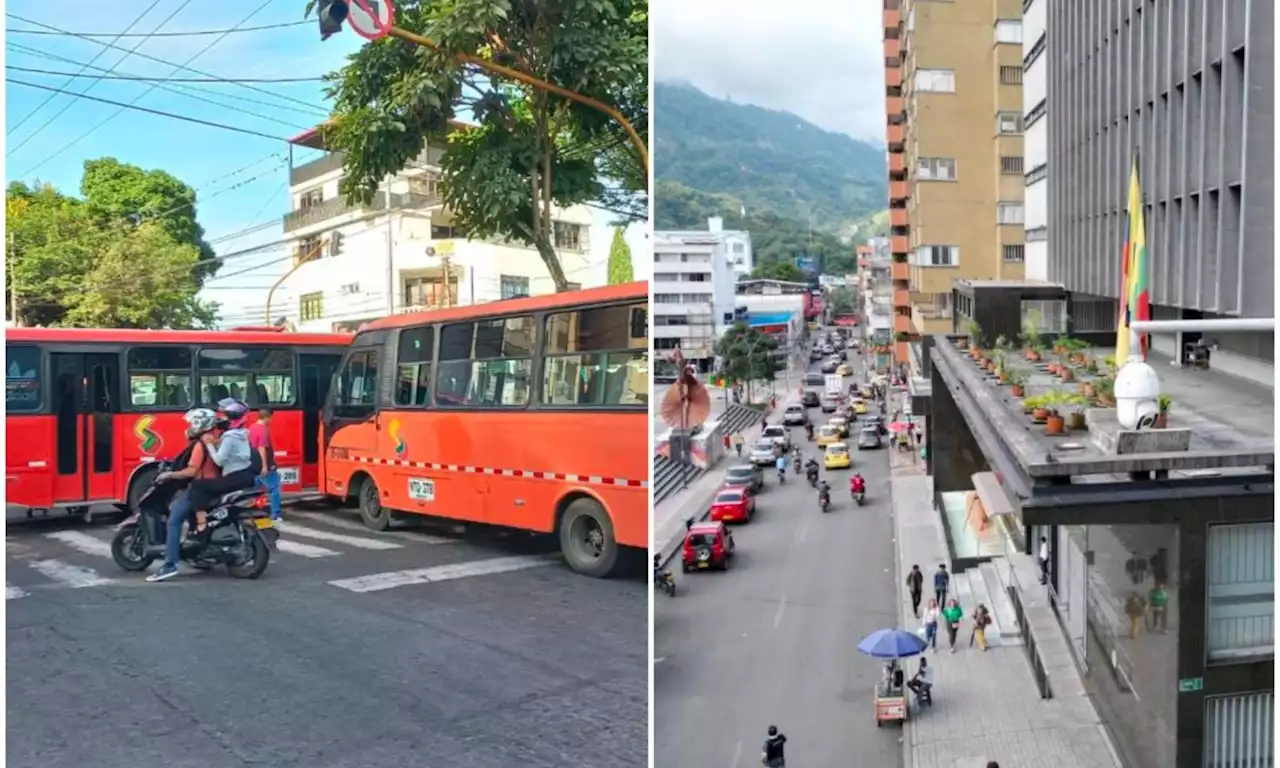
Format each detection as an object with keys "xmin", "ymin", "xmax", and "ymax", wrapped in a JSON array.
[
  {"xmin": 147, "ymin": 408, "xmax": 222, "ymax": 583},
  {"xmin": 248, "ymin": 408, "xmax": 281, "ymax": 520}
]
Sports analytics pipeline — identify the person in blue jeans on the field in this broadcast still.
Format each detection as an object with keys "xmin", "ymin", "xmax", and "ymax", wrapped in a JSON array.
[
  {"xmin": 249, "ymin": 408, "xmax": 281, "ymax": 520},
  {"xmin": 147, "ymin": 408, "xmax": 221, "ymax": 583}
]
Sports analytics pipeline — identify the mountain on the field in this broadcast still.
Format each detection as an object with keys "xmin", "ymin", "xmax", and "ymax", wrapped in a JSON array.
[{"xmin": 654, "ymin": 81, "xmax": 887, "ymax": 237}]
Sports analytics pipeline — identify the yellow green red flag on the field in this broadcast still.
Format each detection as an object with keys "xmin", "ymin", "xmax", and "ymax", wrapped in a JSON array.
[{"xmin": 1116, "ymin": 157, "xmax": 1151, "ymax": 362}]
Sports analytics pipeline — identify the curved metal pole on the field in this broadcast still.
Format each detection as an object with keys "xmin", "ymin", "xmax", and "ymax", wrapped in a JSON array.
[
  {"xmin": 264, "ymin": 251, "xmax": 315, "ymax": 324},
  {"xmin": 385, "ymin": 26, "xmax": 649, "ymax": 186}
]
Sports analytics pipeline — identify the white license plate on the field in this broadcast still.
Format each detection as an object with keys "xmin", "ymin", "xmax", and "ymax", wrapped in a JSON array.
[
  {"xmin": 278, "ymin": 467, "xmax": 299, "ymax": 486},
  {"xmin": 408, "ymin": 478, "xmax": 435, "ymax": 501}
]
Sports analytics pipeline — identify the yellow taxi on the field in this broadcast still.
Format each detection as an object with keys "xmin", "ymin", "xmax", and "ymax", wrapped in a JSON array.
[
  {"xmin": 836, "ymin": 363, "xmax": 853, "ymax": 376},
  {"xmin": 816, "ymin": 424, "xmax": 841, "ymax": 447},
  {"xmin": 824, "ymin": 442, "xmax": 852, "ymax": 469},
  {"xmin": 851, "ymin": 398, "xmax": 869, "ymax": 415},
  {"xmin": 859, "ymin": 385, "xmax": 873, "ymax": 398},
  {"xmin": 828, "ymin": 416, "xmax": 850, "ymax": 438}
]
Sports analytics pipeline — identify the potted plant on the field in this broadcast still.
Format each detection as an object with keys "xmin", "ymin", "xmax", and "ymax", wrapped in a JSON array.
[
  {"xmin": 1080, "ymin": 379, "xmax": 1095, "ymax": 398},
  {"xmin": 1025, "ymin": 394, "xmax": 1048, "ymax": 422},
  {"xmin": 1066, "ymin": 396, "xmax": 1088, "ymax": 430},
  {"xmin": 1026, "ymin": 342, "xmax": 1043, "ymax": 362},
  {"xmin": 1021, "ymin": 311, "xmax": 1043, "ymax": 356},
  {"xmin": 966, "ymin": 320, "xmax": 983, "ymax": 357},
  {"xmin": 1059, "ymin": 363, "xmax": 1075, "ymax": 383},
  {"xmin": 1155, "ymin": 394, "xmax": 1172, "ymax": 428},
  {"xmin": 1085, "ymin": 356, "xmax": 1099, "ymax": 373},
  {"xmin": 1009, "ymin": 370, "xmax": 1028, "ymax": 397},
  {"xmin": 895, "ymin": 331, "xmax": 910, "ymax": 343},
  {"xmin": 1092, "ymin": 376, "xmax": 1116, "ymax": 407},
  {"xmin": 1040, "ymin": 390, "xmax": 1072, "ymax": 435}
]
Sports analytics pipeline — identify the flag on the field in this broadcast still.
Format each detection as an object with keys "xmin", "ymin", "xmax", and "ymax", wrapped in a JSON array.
[{"xmin": 1116, "ymin": 157, "xmax": 1151, "ymax": 361}]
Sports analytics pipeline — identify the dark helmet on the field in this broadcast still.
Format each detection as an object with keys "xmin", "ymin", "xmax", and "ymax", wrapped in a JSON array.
[{"xmin": 216, "ymin": 396, "xmax": 250, "ymax": 424}]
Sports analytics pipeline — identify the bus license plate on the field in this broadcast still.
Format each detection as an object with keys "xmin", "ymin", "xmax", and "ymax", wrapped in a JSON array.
[
  {"xmin": 408, "ymin": 478, "xmax": 435, "ymax": 502},
  {"xmin": 277, "ymin": 467, "xmax": 299, "ymax": 486}
]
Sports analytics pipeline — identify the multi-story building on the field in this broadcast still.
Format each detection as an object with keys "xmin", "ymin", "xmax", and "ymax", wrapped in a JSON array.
[
  {"xmin": 885, "ymin": 0, "xmax": 1026, "ymax": 368},
  {"xmin": 1044, "ymin": 0, "xmax": 1274, "ymax": 385},
  {"xmin": 276, "ymin": 126, "xmax": 594, "ymax": 332},
  {"xmin": 652, "ymin": 217, "xmax": 749, "ymax": 374},
  {"xmin": 1022, "ymin": 0, "xmax": 1048, "ymax": 281},
  {"xmin": 860, "ymin": 238, "xmax": 894, "ymax": 371}
]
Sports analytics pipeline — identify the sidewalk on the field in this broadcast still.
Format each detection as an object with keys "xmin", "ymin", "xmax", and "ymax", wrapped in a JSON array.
[{"xmin": 891, "ymin": 472, "xmax": 1121, "ymax": 768}]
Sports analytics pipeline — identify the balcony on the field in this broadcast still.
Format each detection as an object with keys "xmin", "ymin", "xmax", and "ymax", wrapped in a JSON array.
[
  {"xmin": 888, "ymin": 152, "xmax": 905, "ymax": 173},
  {"xmin": 895, "ymin": 341, "xmax": 910, "ymax": 363},
  {"xmin": 886, "ymin": 123, "xmax": 905, "ymax": 146},
  {"xmin": 892, "ymin": 260, "xmax": 910, "ymax": 281},
  {"xmin": 885, "ymin": 66, "xmax": 901, "ymax": 89},
  {"xmin": 283, "ymin": 191, "xmax": 440, "ymax": 234},
  {"xmin": 883, "ymin": 7, "xmax": 900, "ymax": 30},
  {"xmin": 289, "ymin": 145, "xmax": 447, "ymax": 188},
  {"xmin": 890, "ymin": 236, "xmax": 910, "ymax": 255},
  {"xmin": 884, "ymin": 37, "xmax": 900, "ymax": 59},
  {"xmin": 889, "ymin": 180, "xmax": 909, "ymax": 201},
  {"xmin": 890, "ymin": 208, "xmax": 909, "ymax": 227},
  {"xmin": 894, "ymin": 288, "xmax": 910, "ymax": 307},
  {"xmin": 894, "ymin": 313, "xmax": 913, "ymax": 333},
  {"xmin": 885, "ymin": 95, "xmax": 903, "ymax": 116}
]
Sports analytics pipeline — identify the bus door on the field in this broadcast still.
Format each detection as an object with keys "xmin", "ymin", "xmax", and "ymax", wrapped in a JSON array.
[
  {"xmin": 320, "ymin": 344, "xmax": 382, "ymax": 498},
  {"xmin": 298, "ymin": 352, "xmax": 340, "ymax": 490},
  {"xmin": 51, "ymin": 352, "xmax": 121, "ymax": 503}
]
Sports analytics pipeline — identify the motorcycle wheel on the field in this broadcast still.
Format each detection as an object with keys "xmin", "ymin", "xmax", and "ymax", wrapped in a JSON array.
[
  {"xmin": 110, "ymin": 524, "xmax": 155, "ymax": 572},
  {"xmin": 227, "ymin": 528, "xmax": 270, "ymax": 579},
  {"xmin": 666, "ymin": 581, "xmax": 677, "ymax": 597}
]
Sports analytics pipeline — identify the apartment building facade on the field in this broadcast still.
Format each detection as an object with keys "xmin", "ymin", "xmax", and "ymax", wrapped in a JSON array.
[
  {"xmin": 885, "ymin": 0, "xmax": 1026, "ymax": 366},
  {"xmin": 277, "ymin": 127, "xmax": 594, "ymax": 333}
]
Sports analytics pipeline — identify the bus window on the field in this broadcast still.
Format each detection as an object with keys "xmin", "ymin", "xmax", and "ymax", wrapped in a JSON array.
[
  {"xmin": 436, "ymin": 316, "xmax": 534, "ymax": 407},
  {"xmin": 394, "ymin": 326, "xmax": 434, "ymax": 407},
  {"xmin": 6, "ymin": 345, "xmax": 42, "ymax": 412},
  {"xmin": 335, "ymin": 349, "xmax": 379, "ymax": 417},
  {"xmin": 197, "ymin": 347, "xmax": 294, "ymax": 406},
  {"xmin": 541, "ymin": 303, "xmax": 648, "ymax": 407},
  {"xmin": 127, "ymin": 347, "xmax": 193, "ymax": 408}
]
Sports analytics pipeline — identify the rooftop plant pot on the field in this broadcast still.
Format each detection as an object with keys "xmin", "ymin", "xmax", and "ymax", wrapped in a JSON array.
[
  {"xmin": 1032, "ymin": 407, "xmax": 1049, "ymax": 423},
  {"xmin": 1067, "ymin": 412, "xmax": 1086, "ymax": 430},
  {"xmin": 1070, "ymin": 352, "xmax": 1086, "ymax": 365},
  {"xmin": 1045, "ymin": 414, "xmax": 1066, "ymax": 435},
  {"xmin": 1081, "ymin": 382, "xmax": 1095, "ymax": 397},
  {"xmin": 1154, "ymin": 412, "xmax": 1169, "ymax": 429},
  {"xmin": 1060, "ymin": 368, "xmax": 1075, "ymax": 382},
  {"xmin": 998, "ymin": 370, "xmax": 1010, "ymax": 383},
  {"xmin": 1011, "ymin": 384, "xmax": 1025, "ymax": 397},
  {"xmin": 1026, "ymin": 350, "xmax": 1041, "ymax": 362}
]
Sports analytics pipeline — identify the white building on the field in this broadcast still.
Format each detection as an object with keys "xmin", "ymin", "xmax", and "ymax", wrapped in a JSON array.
[
  {"xmin": 275, "ymin": 129, "xmax": 595, "ymax": 332},
  {"xmin": 1022, "ymin": 0, "xmax": 1049, "ymax": 281},
  {"xmin": 652, "ymin": 219, "xmax": 745, "ymax": 373}
]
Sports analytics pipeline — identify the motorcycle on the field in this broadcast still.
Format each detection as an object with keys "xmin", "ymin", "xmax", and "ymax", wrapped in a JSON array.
[
  {"xmin": 777, "ymin": 468, "xmax": 786, "ymax": 485},
  {"xmin": 854, "ymin": 490, "xmax": 866, "ymax": 507},
  {"xmin": 654, "ymin": 567, "xmax": 677, "ymax": 597},
  {"xmin": 818, "ymin": 489, "xmax": 831, "ymax": 513},
  {"xmin": 110, "ymin": 459, "xmax": 278, "ymax": 580},
  {"xmin": 806, "ymin": 465, "xmax": 819, "ymax": 488}
]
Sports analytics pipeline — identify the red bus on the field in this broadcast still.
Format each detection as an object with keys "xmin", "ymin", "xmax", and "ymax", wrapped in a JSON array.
[
  {"xmin": 320, "ymin": 282, "xmax": 649, "ymax": 577},
  {"xmin": 5, "ymin": 328, "xmax": 351, "ymax": 517}
]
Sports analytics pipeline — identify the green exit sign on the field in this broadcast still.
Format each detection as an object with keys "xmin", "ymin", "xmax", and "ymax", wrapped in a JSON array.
[{"xmin": 1178, "ymin": 677, "xmax": 1204, "ymax": 693}]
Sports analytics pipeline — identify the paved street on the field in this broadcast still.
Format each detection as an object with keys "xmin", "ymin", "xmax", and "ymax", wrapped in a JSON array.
[
  {"xmin": 7, "ymin": 503, "xmax": 646, "ymax": 768},
  {"xmin": 654, "ymin": 352, "xmax": 903, "ymax": 767}
]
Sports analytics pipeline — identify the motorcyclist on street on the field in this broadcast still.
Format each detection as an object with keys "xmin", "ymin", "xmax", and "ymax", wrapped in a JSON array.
[
  {"xmin": 775, "ymin": 453, "xmax": 787, "ymax": 483},
  {"xmin": 817, "ymin": 479, "xmax": 831, "ymax": 508},
  {"xmin": 804, "ymin": 457, "xmax": 820, "ymax": 483},
  {"xmin": 805, "ymin": 421, "xmax": 814, "ymax": 441},
  {"xmin": 186, "ymin": 397, "xmax": 260, "ymax": 538},
  {"xmin": 850, "ymin": 472, "xmax": 866, "ymax": 497},
  {"xmin": 145, "ymin": 408, "xmax": 222, "ymax": 583},
  {"xmin": 762, "ymin": 724, "xmax": 787, "ymax": 767}
]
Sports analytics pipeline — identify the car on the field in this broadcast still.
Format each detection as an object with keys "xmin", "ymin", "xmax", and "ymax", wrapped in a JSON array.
[
  {"xmin": 824, "ymin": 443, "xmax": 852, "ymax": 469},
  {"xmin": 809, "ymin": 349, "xmax": 824, "ymax": 362},
  {"xmin": 859, "ymin": 384, "xmax": 873, "ymax": 398},
  {"xmin": 782, "ymin": 404, "xmax": 808, "ymax": 426},
  {"xmin": 820, "ymin": 360, "xmax": 838, "ymax": 374},
  {"xmin": 749, "ymin": 440, "xmax": 778, "ymax": 466},
  {"xmin": 857, "ymin": 427, "xmax": 883, "ymax": 450},
  {"xmin": 682, "ymin": 520, "xmax": 735, "ymax": 572},
  {"xmin": 836, "ymin": 363, "xmax": 853, "ymax": 376},
  {"xmin": 816, "ymin": 424, "xmax": 841, "ymax": 446},
  {"xmin": 723, "ymin": 464, "xmax": 764, "ymax": 495},
  {"xmin": 801, "ymin": 390, "xmax": 820, "ymax": 408},
  {"xmin": 821, "ymin": 393, "xmax": 840, "ymax": 413},
  {"xmin": 864, "ymin": 415, "xmax": 888, "ymax": 436},
  {"xmin": 828, "ymin": 416, "xmax": 850, "ymax": 437},
  {"xmin": 709, "ymin": 488, "xmax": 754, "ymax": 523},
  {"xmin": 836, "ymin": 349, "xmax": 848, "ymax": 361},
  {"xmin": 851, "ymin": 398, "xmax": 869, "ymax": 415},
  {"xmin": 804, "ymin": 372, "xmax": 825, "ymax": 386},
  {"xmin": 761, "ymin": 424, "xmax": 791, "ymax": 450}
]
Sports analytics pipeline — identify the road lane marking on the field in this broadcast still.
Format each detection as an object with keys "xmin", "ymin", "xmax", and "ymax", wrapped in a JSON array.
[
  {"xmin": 7, "ymin": 584, "xmax": 28, "ymax": 600},
  {"xmin": 42, "ymin": 530, "xmax": 112, "ymax": 558},
  {"xmin": 289, "ymin": 511, "xmax": 459, "ymax": 544},
  {"xmin": 327, "ymin": 554, "xmax": 556, "ymax": 593},
  {"xmin": 731, "ymin": 740, "xmax": 743, "ymax": 767},
  {"xmin": 796, "ymin": 521, "xmax": 808, "ymax": 544},
  {"xmin": 773, "ymin": 596, "xmax": 788, "ymax": 628},
  {"xmin": 29, "ymin": 559, "xmax": 110, "ymax": 588},
  {"xmin": 274, "ymin": 522, "xmax": 403, "ymax": 550},
  {"xmin": 274, "ymin": 540, "xmax": 341, "ymax": 558},
  {"xmin": 654, "ymin": 656, "xmax": 666, "ymax": 664}
]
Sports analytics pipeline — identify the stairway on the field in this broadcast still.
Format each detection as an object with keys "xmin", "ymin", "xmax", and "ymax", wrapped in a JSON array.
[
  {"xmin": 653, "ymin": 454, "xmax": 705, "ymax": 505},
  {"xmin": 951, "ymin": 558, "xmax": 1023, "ymax": 647},
  {"xmin": 717, "ymin": 404, "xmax": 765, "ymax": 438}
]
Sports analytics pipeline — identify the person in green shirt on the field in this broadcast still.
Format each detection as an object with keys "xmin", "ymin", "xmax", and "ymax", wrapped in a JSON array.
[
  {"xmin": 942, "ymin": 599, "xmax": 963, "ymax": 653},
  {"xmin": 1148, "ymin": 583, "xmax": 1169, "ymax": 632}
]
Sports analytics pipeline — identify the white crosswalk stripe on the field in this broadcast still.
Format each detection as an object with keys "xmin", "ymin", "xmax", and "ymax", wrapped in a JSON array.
[
  {"xmin": 273, "ymin": 540, "xmax": 341, "ymax": 558},
  {"xmin": 29, "ymin": 559, "xmax": 111, "ymax": 588},
  {"xmin": 288, "ymin": 511, "xmax": 458, "ymax": 544},
  {"xmin": 327, "ymin": 555, "xmax": 557, "ymax": 594},
  {"xmin": 42, "ymin": 530, "xmax": 113, "ymax": 558},
  {"xmin": 7, "ymin": 584, "xmax": 29, "ymax": 600},
  {"xmin": 274, "ymin": 522, "xmax": 403, "ymax": 550}
]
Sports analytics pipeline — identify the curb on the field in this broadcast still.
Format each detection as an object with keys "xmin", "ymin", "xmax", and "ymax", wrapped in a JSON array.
[{"xmin": 888, "ymin": 393, "xmax": 916, "ymax": 768}]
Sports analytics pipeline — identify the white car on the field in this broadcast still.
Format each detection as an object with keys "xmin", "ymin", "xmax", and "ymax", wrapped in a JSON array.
[
  {"xmin": 761, "ymin": 424, "xmax": 791, "ymax": 449},
  {"xmin": 749, "ymin": 440, "xmax": 778, "ymax": 466}
]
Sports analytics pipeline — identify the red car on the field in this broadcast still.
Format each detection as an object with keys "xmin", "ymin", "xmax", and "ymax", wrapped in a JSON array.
[
  {"xmin": 709, "ymin": 488, "xmax": 754, "ymax": 524},
  {"xmin": 681, "ymin": 520, "xmax": 735, "ymax": 572}
]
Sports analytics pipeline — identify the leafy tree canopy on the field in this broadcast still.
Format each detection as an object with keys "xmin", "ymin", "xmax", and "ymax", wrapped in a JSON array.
[
  {"xmin": 7, "ymin": 162, "xmax": 218, "ymax": 329},
  {"xmin": 751, "ymin": 260, "xmax": 806, "ymax": 283},
  {"xmin": 714, "ymin": 322, "xmax": 779, "ymax": 387},
  {"xmin": 310, "ymin": 0, "xmax": 648, "ymax": 291},
  {"xmin": 607, "ymin": 227, "xmax": 633, "ymax": 284}
]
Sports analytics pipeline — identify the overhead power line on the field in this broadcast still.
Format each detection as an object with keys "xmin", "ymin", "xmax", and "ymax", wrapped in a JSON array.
[
  {"xmin": 7, "ymin": 66, "xmax": 326, "ymax": 84},
  {"xmin": 8, "ymin": 20, "xmax": 309, "ymax": 38}
]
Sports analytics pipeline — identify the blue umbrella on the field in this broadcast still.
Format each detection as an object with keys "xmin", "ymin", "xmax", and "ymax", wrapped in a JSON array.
[{"xmin": 857, "ymin": 628, "xmax": 927, "ymax": 659}]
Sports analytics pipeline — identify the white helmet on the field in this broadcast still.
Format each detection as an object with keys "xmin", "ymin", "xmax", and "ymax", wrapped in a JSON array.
[{"xmin": 183, "ymin": 408, "xmax": 218, "ymax": 439}]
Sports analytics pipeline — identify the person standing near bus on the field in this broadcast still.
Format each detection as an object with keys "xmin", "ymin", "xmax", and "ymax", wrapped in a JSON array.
[{"xmin": 250, "ymin": 409, "xmax": 282, "ymax": 521}]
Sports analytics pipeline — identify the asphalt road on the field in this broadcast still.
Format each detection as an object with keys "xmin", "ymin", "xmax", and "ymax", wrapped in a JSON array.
[
  {"xmin": 654, "ymin": 352, "xmax": 903, "ymax": 767},
  {"xmin": 7, "ymin": 503, "xmax": 647, "ymax": 768}
]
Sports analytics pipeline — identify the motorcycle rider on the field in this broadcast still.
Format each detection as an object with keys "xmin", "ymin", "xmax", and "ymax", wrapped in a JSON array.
[
  {"xmin": 145, "ymin": 408, "xmax": 222, "ymax": 583},
  {"xmin": 186, "ymin": 397, "xmax": 260, "ymax": 536},
  {"xmin": 817, "ymin": 478, "xmax": 831, "ymax": 508},
  {"xmin": 850, "ymin": 471, "xmax": 867, "ymax": 498},
  {"xmin": 761, "ymin": 725, "xmax": 787, "ymax": 767},
  {"xmin": 804, "ymin": 421, "xmax": 814, "ymax": 441},
  {"xmin": 804, "ymin": 457, "xmax": 820, "ymax": 484},
  {"xmin": 775, "ymin": 452, "xmax": 787, "ymax": 484}
]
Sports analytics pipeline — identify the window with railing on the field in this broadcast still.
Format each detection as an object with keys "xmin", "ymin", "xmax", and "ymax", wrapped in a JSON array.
[
  {"xmin": 499, "ymin": 275, "xmax": 530, "ymax": 299},
  {"xmin": 916, "ymin": 157, "xmax": 957, "ymax": 181},
  {"xmin": 1025, "ymin": 163, "xmax": 1048, "ymax": 185},
  {"xmin": 1002, "ymin": 245, "xmax": 1025, "ymax": 263},
  {"xmin": 996, "ymin": 112, "xmax": 1023, "ymax": 134},
  {"xmin": 999, "ymin": 65, "xmax": 1023, "ymax": 85},
  {"xmin": 404, "ymin": 275, "xmax": 457, "ymax": 309},
  {"xmin": 1001, "ymin": 156, "xmax": 1025, "ymax": 174},
  {"xmin": 294, "ymin": 236, "xmax": 323, "ymax": 266},
  {"xmin": 1025, "ymin": 98, "xmax": 1047, "ymax": 128},
  {"xmin": 1024, "ymin": 32, "xmax": 1047, "ymax": 68},
  {"xmin": 1207, "ymin": 523, "xmax": 1274, "ymax": 662}
]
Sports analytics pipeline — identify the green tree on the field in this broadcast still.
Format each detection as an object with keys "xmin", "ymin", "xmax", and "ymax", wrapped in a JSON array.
[
  {"xmin": 829, "ymin": 286, "xmax": 857, "ymax": 314},
  {"xmin": 751, "ymin": 260, "xmax": 805, "ymax": 282},
  {"xmin": 607, "ymin": 227, "xmax": 634, "ymax": 284},
  {"xmin": 714, "ymin": 322, "xmax": 779, "ymax": 402},
  {"xmin": 310, "ymin": 0, "xmax": 648, "ymax": 291}
]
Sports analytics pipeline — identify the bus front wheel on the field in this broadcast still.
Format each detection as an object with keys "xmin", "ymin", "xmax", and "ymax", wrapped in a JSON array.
[
  {"xmin": 558, "ymin": 497, "xmax": 621, "ymax": 578},
  {"xmin": 358, "ymin": 477, "xmax": 391, "ymax": 531}
]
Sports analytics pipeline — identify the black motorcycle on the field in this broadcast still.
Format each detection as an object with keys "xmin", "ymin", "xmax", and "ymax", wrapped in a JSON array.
[
  {"xmin": 818, "ymin": 487, "xmax": 831, "ymax": 513},
  {"xmin": 806, "ymin": 464, "xmax": 819, "ymax": 488},
  {"xmin": 853, "ymin": 489, "xmax": 866, "ymax": 507},
  {"xmin": 110, "ymin": 458, "xmax": 278, "ymax": 580},
  {"xmin": 655, "ymin": 568, "xmax": 677, "ymax": 597}
]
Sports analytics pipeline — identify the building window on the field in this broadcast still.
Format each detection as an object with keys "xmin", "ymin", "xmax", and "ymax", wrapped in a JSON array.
[
  {"xmin": 999, "ymin": 65, "xmax": 1023, "ymax": 85},
  {"xmin": 554, "ymin": 222, "xmax": 584, "ymax": 251},
  {"xmin": 916, "ymin": 157, "xmax": 957, "ymax": 181},
  {"xmin": 996, "ymin": 112, "xmax": 1023, "ymax": 134},
  {"xmin": 1002, "ymin": 245, "xmax": 1025, "ymax": 263},
  {"xmin": 404, "ymin": 275, "xmax": 458, "ymax": 309},
  {"xmin": 997, "ymin": 202, "xmax": 1025, "ymax": 225},
  {"xmin": 299, "ymin": 292, "xmax": 324, "ymax": 321},
  {"xmin": 299, "ymin": 188, "xmax": 323, "ymax": 208},
  {"xmin": 295, "ymin": 236, "xmax": 323, "ymax": 266},
  {"xmin": 1021, "ymin": 299, "xmax": 1066, "ymax": 334},
  {"xmin": 914, "ymin": 69, "xmax": 956, "ymax": 93},
  {"xmin": 1001, "ymin": 156, "xmax": 1025, "ymax": 174},
  {"xmin": 499, "ymin": 275, "xmax": 530, "ymax": 299},
  {"xmin": 1207, "ymin": 523, "xmax": 1274, "ymax": 661},
  {"xmin": 994, "ymin": 20, "xmax": 1022, "ymax": 44},
  {"xmin": 1205, "ymin": 692, "xmax": 1274, "ymax": 768},
  {"xmin": 732, "ymin": 242, "xmax": 744, "ymax": 253},
  {"xmin": 1024, "ymin": 32, "xmax": 1047, "ymax": 68},
  {"xmin": 913, "ymin": 245, "xmax": 959, "ymax": 267},
  {"xmin": 1025, "ymin": 163, "xmax": 1048, "ymax": 185},
  {"xmin": 1025, "ymin": 98, "xmax": 1047, "ymax": 128}
]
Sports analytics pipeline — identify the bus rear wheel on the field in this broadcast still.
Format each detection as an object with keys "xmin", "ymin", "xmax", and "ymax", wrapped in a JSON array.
[
  {"xmin": 358, "ymin": 477, "xmax": 391, "ymax": 531},
  {"xmin": 558, "ymin": 497, "xmax": 620, "ymax": 578}
]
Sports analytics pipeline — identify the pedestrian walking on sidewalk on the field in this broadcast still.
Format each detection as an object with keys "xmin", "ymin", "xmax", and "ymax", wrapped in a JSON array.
[
  {"xmin": 942, "ymin": 599, "xmax": 963, "ymax": 653},
  {"xmin": 722, "ymin": 432, "xmax": 731, "ymax": 455},
  {"xmin": 921, "ymin": 599, "xmax": 940, "ymax": 650},
  {"xmin": 733, "ymin": 432, "xmax": 745, "ymax": 457},
  {"xmin": 933, "ymin": 564, "xmax": 950, "ymax": 606},
  {"xmin": 970, "ymin": 603, "xmax": 992, "ymax": 651},
  {"xmin": 906, "ymin": 565, "xmax": 924, "ymax": 618},
  {"xmin": 1038, "ymin": 536, "xmax": 1051, "ymax": 584}
]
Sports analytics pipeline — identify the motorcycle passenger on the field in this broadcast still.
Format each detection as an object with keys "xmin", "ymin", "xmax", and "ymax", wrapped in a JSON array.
[
  {"xmin": 804, "ymin": 422, "xmax": 814, "ymax": 441},
  {"xmin": 145, "ymin": 408, "xmax": 221, "ymax": 583},
  {"xmin": 187, "ymin": 397, "xmax": 260, "ymax": 535},
  {"xmin": 762, "ymin": 725, "xmax": 787, "ymax": 767},
  {"xmin": 850, "ymin": 472, "xmax": 866, "ymax": 497},
  {"xmin": 804, "ymin": 457, "xmax": 819, "ymax": 484},
  {"xmin": 817, "ymin": 479, "xmax": 831, "ymax": 507},
  {"xmin": 775, "ymin": 453, "xmax": 787, "ymax": 483}
]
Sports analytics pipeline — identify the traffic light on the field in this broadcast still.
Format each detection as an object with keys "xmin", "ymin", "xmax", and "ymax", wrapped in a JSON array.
[{"xmin": 317, "ymin": 0, "xmax": 349, "ymax": 40}]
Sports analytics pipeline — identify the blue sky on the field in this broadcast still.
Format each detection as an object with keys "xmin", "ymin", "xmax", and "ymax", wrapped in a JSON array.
[{"xmin": 4, "ymin": 0, "xmax": 648, "ymax": 325}]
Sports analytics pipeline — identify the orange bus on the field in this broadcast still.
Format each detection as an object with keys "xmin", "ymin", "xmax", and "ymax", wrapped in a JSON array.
[
  {"xmin": 6, "ymin": 327, "xmax": 351, "ymax": 518},
  {"xmin": 320, "ymin": 282, "xmax": 649, "ymax": 577}
]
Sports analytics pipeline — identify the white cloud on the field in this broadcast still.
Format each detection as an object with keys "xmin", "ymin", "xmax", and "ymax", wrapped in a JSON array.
[{"xmin": 651, "ymin": 0, "xmax": 885, "ymax": 141}]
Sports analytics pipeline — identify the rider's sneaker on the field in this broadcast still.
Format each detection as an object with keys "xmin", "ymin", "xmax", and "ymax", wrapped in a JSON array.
[{"xmin": 146, "ymin": 564, "xmax": 180, "ymax": 583}]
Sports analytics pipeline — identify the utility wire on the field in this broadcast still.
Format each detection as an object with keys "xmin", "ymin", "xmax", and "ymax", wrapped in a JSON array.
[
  {"xmin": 6, "ymin": 66, "xmax": 326, "ymax": 84},
  {"xmin": 8, "ymin": 0, "xmax": 192, "ymax": 158},
  {"xmin": 8, "ymin": 20, "xmax": 309, "ymax": 38},
  {"xmin": 6, "ymin": 13, "xmax": 330, "ymax": 117},
  {"xmin": 6, "ymin": 0, "xmax": 162, "ymax": 138}
]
